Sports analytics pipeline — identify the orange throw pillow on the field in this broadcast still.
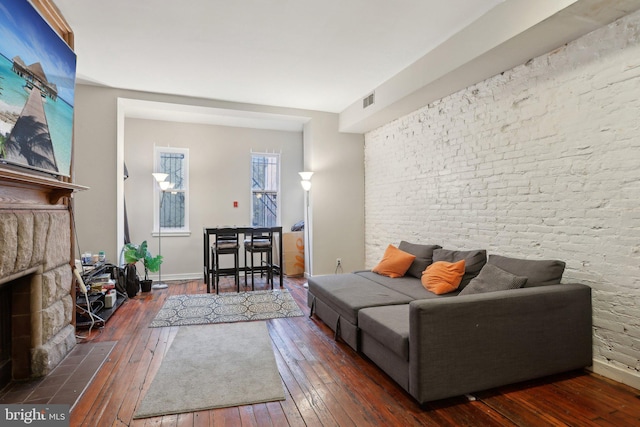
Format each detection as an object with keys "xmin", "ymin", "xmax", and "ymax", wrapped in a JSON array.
[
  {"xmin": 421, "ymin": 260, "xmax": 466, "ymax": 294},
  {"xmin": 372, "ymin": 244, "xmax": 416, "ymax": 278}
]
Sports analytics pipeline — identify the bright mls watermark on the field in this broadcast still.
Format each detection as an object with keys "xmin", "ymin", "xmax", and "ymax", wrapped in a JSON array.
[{"xmin": 1, "ymin": 405, "xmax": 69, "ymax": 426}]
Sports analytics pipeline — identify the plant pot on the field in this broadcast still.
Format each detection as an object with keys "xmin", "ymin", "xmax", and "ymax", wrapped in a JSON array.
[
  {"xmin": 124, "ymin": 264, "xmax": 139, "ymax": 297},
  {"xmin": 140, "ymin": 279, "xmax": 153, "ymax": 293}
]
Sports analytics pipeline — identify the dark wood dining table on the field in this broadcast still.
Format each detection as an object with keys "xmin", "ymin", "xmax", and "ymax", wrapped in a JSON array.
[{"xmin": 203, "ymin": 226, "xmax": 283, "ymax": 293}]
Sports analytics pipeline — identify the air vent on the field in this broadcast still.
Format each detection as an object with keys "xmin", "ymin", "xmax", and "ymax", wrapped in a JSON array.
[{"xmin": 362, "ymin": 92, "xmax": 375, "ymax": 109}]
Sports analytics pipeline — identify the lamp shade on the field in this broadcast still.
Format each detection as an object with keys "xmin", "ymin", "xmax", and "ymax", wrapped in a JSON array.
[
  {"xmin": 299, "ymin": 171, "xmax": 313, "ymax": 191},
  {"xmin": 152, "ymin": 172, "xmax": 168, "ymax": 183},
  {"xmin": 159, "ymin": 181, "xmax": 172, "ymax": 191}
]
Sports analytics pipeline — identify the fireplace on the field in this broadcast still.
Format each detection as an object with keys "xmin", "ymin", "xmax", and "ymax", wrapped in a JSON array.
[{"xmin": 0, "ymin": 168, "xmax": 85, "ymax": 387}]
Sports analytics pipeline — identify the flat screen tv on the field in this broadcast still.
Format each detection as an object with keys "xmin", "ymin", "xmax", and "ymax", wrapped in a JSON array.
[{"xmin": 0, "ymin": 0, "xmax": 76, "ymax": 178}]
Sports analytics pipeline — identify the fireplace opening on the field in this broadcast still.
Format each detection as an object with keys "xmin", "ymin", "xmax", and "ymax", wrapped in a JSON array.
[
  {"xmin": 0, "ymin": 273, "xmax": 33, "ymax": 390},
  {"xmin": 0, "ymin": 283, "xmax": 11, "ymax": 389}
]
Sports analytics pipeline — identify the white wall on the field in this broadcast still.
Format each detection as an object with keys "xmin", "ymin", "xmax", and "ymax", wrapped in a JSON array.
[
  {"xmin": 364, "ymin": 11, "xmax": 640, "ymax": 388},
  {"xmin": 72, "ymin": 85, "xmax": 365, "ymax": 279},
  {"xmin": 304, "ymin": 115, "xmax": 365, "ymax": 275},
  {"xmin": 124, "ymin": 118, "xmax": 303, "ymax": 278}
]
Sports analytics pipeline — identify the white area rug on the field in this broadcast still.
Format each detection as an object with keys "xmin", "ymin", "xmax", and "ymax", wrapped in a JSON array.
[
  {"xmin": 134, "ymin": 322, "xmax": 285, "ymax": 419},
  {"xmin": 149, "ymin": 289, "xmax": 304, "ymax": 327}
]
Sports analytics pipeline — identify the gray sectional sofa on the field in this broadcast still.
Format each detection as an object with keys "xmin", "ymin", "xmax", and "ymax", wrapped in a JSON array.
[{"xmin": 306, "ymin": 242, "xmax": 592, "ymax": 405}]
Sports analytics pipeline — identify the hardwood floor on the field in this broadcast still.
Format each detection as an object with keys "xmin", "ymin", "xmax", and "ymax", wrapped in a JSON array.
[{"xmin": 69, "ymin": 277, "xmax": 640, "ymax": 426}]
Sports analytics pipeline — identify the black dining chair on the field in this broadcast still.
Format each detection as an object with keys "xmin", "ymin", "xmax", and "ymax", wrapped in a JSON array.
[
  {"xmin": 243, "ymin": 229, "xmax": 274, "ymax": 291},
  {"xmin": 212, "ymin": 230, "xmax": 240, "ymax": 293}
]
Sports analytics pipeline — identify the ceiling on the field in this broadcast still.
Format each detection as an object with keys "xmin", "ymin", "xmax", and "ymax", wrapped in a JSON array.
[
  {"xmin": 53, "ymin": 0, "xmax": 640, "ymax": 132},
  {"xmin": 54, "ymin": 0, "xmax": 503, "ymax": 113}
]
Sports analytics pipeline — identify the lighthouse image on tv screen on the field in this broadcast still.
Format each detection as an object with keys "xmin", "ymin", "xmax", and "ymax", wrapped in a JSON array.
[{"xmin": 0, "ymin": 0, "xmax": 76, "ymax": 177}]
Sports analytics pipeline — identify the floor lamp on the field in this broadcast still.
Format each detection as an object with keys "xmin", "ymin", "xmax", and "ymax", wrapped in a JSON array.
[
  {"xmin": 152, "ymin": 173, "xmax": 171, "ymax": 289},
  {"xmin": 299, "ymin": 172, "xmax": 313, "ymax": 287}
]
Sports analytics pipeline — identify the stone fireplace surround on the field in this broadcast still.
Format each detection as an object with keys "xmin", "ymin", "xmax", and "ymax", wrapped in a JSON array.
[{"xmin": 0, "ymin": 168, "xmax": 85, "ymax": 382}]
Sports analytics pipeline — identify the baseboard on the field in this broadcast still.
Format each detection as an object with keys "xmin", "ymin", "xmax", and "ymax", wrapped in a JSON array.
[
  {"xmin": 149, "ymin": 273, "xmax": 202, "ymax": 282},
  {"xmin": 589, "ymin": 359, "xmax": 640, "ymax": 391},
  {"xmin": 149, "ymin": 270, "xmax": 301, "ymax": 283}
]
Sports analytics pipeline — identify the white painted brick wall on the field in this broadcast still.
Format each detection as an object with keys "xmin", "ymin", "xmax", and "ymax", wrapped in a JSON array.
[{"xmin": 365, "ymin": 11, "xmax": 640, "ymax": 380}]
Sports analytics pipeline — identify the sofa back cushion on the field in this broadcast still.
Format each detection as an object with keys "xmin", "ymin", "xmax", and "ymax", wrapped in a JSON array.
[
  {"xmin": 372, "ymin": 244, "xmax": 416, "ymax": 278},
  {"xmin": 488, "ymin": 254, "xmax": 565, "ymax": 287},
  {"xmin": 433, "ymin": 249, "xmax": 487, "ymax": 289},
  {"xmin": 398, "ymin": 241, "xmax": 442, "ymax": 278}
]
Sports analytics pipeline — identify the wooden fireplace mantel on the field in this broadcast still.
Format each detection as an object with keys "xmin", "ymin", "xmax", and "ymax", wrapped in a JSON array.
[{"xmin": 0, "ymin": 168, "xmax": 87, "ymax": 209}]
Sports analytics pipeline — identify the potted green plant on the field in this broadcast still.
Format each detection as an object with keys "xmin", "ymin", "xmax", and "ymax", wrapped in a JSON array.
[{"xmin": 123, "ymin": 241, "xmax": 163, "ymax": 294}]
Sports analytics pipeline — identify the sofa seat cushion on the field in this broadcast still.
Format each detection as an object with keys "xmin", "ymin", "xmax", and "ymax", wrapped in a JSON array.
[
  {"xmin": 355, "ymin": 271, "xmax": 453, "ymax": 300},
  {"xmin": 359, "ymin": 304, "xmax": 410, "ymax": 361},
  {"xmin": 308, "ymin": 274, "xmax": 414, "ymax": 325}
]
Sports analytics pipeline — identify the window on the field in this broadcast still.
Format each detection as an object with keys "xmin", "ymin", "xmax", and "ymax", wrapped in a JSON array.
[
  {"xmin": 251, "ymin": 153, "xmax": 280, "ymax": 227},
  {"xmin": 154, "ymin": 147, "xmax": 189, "ymax": 235}
]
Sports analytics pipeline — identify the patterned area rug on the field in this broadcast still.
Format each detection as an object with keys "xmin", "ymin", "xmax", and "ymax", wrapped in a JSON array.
[{"xmin": 149, "ymin": 289, "xmax": 304, "ymax": 327}]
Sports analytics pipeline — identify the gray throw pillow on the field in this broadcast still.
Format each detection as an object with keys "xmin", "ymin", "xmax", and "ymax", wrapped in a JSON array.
[
  {"xmin": 432, "ymin": 249, "xmax": 487, "ymax": 289},
  {"xmin": 488, "ymin": 254, "xmax": 565, "ymax": 287},
  {"xmin": 459, "ymin": 264, "xmax": 528, "ymax": 295},
  {"xmin": 398, "ymin": 241, "xmax": 442, "ymax": 278}
]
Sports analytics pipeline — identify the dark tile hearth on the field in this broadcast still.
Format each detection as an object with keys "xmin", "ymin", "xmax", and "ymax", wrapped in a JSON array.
[{"xmin": 0, "ymin": 341, "xmax": 115, "ymax": 410}]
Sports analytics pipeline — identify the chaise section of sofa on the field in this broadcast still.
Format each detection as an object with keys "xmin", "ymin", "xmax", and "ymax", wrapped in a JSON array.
[{"xmin": 307, "ymin": 272, "xmax": 416, "ymax": 349}]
